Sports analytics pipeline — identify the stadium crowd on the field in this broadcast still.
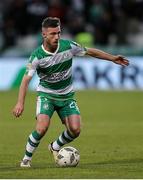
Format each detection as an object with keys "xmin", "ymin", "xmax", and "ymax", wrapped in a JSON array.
[{"xmin": 0, "ymin": 0, "xmax": 143, "ymax": 56}]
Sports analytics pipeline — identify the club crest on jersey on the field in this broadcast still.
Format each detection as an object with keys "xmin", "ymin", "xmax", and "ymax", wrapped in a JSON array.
[{"xmin": 43, "ymin": 103, "xmax": 49, "ymax": 110}]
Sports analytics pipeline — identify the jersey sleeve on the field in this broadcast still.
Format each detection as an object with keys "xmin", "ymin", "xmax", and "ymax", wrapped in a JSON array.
[
  {"xmin": 70, "ymin": 41, "xmax": 87, "ymax": 56},
  {"xmin": 25, "ymin": 53, "xmax": 39, "ymax": 77}
]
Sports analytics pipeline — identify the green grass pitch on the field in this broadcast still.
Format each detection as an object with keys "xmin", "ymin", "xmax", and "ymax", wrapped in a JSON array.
[{"xmin": 0, "ymin": 89, "xmax": 143, "ymax": 178}]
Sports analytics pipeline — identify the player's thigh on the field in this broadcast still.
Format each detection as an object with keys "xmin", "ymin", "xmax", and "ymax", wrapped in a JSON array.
[
  {"xmin": 36, "ymin": 96, "xmax": 54, "ymax": 134},
  {"xmin": 36, "ymin": 96, "xmax": 54, "ymax": 118},
  {"xmin": 58, "ymin": 99, "xmax": 81, "ymax": 132},
  {"xmin": 57, "ymin": 99, "xmax": 80, "ymax": 122}
]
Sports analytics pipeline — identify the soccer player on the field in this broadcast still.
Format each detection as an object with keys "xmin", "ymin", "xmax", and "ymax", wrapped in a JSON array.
[{"xmin": 13, "ymin": 17, "xmax": 129, "ymax": 167}]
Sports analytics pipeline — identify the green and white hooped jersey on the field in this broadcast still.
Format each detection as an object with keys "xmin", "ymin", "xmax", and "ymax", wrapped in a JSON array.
[{"xmin": 25, "ymin": 39, "xmax": 87, "ymax": 100}]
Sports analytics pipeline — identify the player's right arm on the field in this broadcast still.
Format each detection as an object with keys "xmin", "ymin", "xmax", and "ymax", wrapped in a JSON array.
[
  {"xmin": 13, "ymin": 53, "xmax": 39, "ymax": 118},
  {"xmin": 13, "ymin": 75, "xmax": 32, "ymax": 117}
]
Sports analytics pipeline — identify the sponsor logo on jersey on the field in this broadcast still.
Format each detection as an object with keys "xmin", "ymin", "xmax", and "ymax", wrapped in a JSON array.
[{"xmin": 47, "ymin": 70, "xmax": 70, "ymax": 82}]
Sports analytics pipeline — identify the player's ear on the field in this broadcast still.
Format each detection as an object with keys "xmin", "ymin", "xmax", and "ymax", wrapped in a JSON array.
[
  {"xmin": 42, "ymin": 31, "xmax": 46, "ymax": 38},
  {"xmin": 42, "ymin": 28, "xmax": 47, "ymax": 39}
]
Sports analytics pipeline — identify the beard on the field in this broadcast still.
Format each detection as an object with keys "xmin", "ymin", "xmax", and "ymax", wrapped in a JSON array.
[{"xmin": 44, "ymin": 40, "xmax": 59, "ymax": 52}]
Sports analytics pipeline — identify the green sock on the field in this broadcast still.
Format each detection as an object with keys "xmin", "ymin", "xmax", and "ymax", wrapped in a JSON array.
[
  {"xmin": 23, "ymin": 131, "xmax": 42, "ymax": 160},
  {"xmin": 52, "ymin": 130, "xmax": 76, "ymax": 151}
]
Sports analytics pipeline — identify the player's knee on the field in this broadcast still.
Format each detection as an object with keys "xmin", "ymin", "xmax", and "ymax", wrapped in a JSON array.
[
  {"xmin": 36, "ymin": 127, "xmax": 47, "ymax": 136},
  {"xmin": 70, "ymin": 127, "xmax": 81, "ymax": 137},
  {"xmin": 36, "ymin": 117, "xmax": 50, "ymax": 136}
]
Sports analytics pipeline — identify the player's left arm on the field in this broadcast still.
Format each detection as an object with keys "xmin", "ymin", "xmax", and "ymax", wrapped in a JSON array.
[
  {"xmin": 12, "ymin": 75, "xmax": 32, "ymax": 118},
  {"xmin": 86, "ymin": 48, "xmax": 129, "ymax": 66}
]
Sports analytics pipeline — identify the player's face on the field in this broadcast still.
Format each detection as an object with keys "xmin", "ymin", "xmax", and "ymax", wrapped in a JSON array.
[{"xmin": 42, "ymin": 26, "xmax": 61, "ymax": 48}]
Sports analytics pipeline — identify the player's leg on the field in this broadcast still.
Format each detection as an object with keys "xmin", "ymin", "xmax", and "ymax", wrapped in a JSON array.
[
  {"xmin": 51, "ymin": 100, "xmax": 81, "ymax": 151},
  {"xmin": 51, "ymin": 115, "xmax": 81, "ymax": 151},
  {"xmin": 21, "ymin": 96, "xmax": 54, "ymax": 167},
  {"xmin": 21, "ymin": 114, "xmax": 50, "ymax": 162}
]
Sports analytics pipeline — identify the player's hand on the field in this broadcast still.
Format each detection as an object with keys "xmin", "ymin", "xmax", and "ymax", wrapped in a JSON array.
[
  {"xmin": 13, "ymin": 103, "xmax": 24, "ymax": 118},
  {"xmin": 113, "ymin": 55, "xmax": 129, "ymax": 66}
]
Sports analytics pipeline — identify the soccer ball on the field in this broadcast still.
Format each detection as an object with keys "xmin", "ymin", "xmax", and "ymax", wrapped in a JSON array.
[{"xmin": 56, "ymin": 146, "xmax": 80, "ymax": 167}]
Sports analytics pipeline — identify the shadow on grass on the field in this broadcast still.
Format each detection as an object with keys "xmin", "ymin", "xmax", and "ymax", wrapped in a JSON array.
[
  {"xmin": 0, "ymin": 158, "xmax": 143, "ymax": 171},
  {"xmin": 79, "ymin": 158, "xmax": 143, "ymax": 169},
  {"xmin": 0, "ymin": 163, "xmax": 55, "ymax": 172},
  {"xmin": 1, "ymin": 158, "xmax": 143, "ymax": 172}
]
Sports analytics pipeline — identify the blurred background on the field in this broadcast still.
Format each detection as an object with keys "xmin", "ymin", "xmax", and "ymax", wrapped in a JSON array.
[
  {"xmin": 1, "ymin": 0, "xmax": 143, "ymax": 56},
  {"xmin": 0, "ymin": 0, "xmax": 143, "ymax": 90},
  {"xmin": 1, "ymin": 1, "xmax": 143, "ymax": 177}
]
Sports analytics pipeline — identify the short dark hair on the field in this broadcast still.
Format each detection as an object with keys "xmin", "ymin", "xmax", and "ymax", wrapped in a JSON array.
[{"xmin": 42, "ymin": 17, "xmax": 61, "ymax": 28}]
